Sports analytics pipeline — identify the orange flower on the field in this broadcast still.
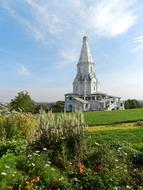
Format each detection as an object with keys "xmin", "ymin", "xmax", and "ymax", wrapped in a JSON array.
[
  {"xmin": 31, "ymin": 176, "xmax": 40, "ymax": 184},
  {"xmin": 24, "ymin": 176, "xmax": 40, "ymax": 189},
  {"xmin": 79, "ymin": 164, "xmax": 84, "ymax": 173}
]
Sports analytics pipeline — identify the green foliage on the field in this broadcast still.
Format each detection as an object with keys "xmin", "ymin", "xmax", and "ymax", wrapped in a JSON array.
[
  {"xmin": 34, "ymin": 103, "xmax": 49, "ymax": 113},
  {"xmin": 84, "ymin": 108, "xmax": 143, "ymax": 125},
  {"xmin": 0, "ymin": 113, "xmax": 37, "ymax": 141},
  {"xmin": 34, "ymin": 111, "xmax": 87, "ymax": 166},
  {"xmin": 0, "ymin": 139, "xmax": 28, "ymax": 157},
  {"xmin": 10, "ymin": 90, "xmax": 35, "ymax": 113},
  {"xmin": 51, "ymin": 101, "xmax": 65, "ymax": 112},
  {"xmin": 125, "ymin": 99, "xmax": 142, "ymax": 109},
  {"xmin": 0, "ymin": 154, "xmax": 27, "ymax": 190},
  {"xmin": 87, "ymin": 125, "xmax": 143, "ymax": 148},
  {"xmin": 1, "ymin": 110, "xmax": 143, "ymax": 189}
]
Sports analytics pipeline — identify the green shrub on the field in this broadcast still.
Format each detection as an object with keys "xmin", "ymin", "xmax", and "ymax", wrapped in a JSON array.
[
  {"xmin": 0, "ymin": 139, "xmax": 28, "ymax": 157},
  {"xmin": 34, "ymin": 111, "xmax": 87, "ymax": 166},
  {"xmin": 0, "ymin": 154, "xmax": 27, "ymax": 190}
]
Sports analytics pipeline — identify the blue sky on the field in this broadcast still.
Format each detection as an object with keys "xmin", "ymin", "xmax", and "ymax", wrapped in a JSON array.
[{"xmin": 0, "ymin": 0, "xmax": 143, "ymax": 102}]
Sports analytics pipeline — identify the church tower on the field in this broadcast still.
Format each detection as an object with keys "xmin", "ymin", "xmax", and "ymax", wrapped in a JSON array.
[{"xmin": 73, "ymin": 36, "xmax": 100, "ymax": 95}]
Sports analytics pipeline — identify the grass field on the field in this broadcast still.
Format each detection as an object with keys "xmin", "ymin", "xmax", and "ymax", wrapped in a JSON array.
[
  {"xmin": 86, "ymin": 123, "xmax": 143, "ymax": 149},
  {"xmin": 84, "ymin": 108, "xmax": 143, "ymax": 125}
]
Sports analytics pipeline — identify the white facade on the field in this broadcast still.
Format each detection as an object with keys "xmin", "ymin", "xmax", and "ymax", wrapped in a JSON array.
[{"xmin": 65, "ymin": 36, "xmax": 124, "ymax": 112}]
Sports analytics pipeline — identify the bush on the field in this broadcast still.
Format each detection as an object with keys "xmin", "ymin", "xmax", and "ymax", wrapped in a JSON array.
[
  {"xmin": 0, "ymin": 154, "xmax": 27, "ymax": 190},
  {"xmin": 34, "ymin": 111, "xmax": 87, "ymax": 166},
  {"xmin": 0, "ymin": 139, "xmax": 28, "ymax": 157}
]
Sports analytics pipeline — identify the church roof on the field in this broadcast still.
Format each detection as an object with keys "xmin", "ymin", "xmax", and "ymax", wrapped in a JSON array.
[{"xmin": 78, "ymin": 36, "xmax": 94, "ymax": 64}]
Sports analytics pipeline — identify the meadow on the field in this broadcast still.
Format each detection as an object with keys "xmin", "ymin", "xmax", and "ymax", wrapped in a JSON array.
[
  {"xmin": 84, "ymin": 108, "xmax": 143, "ymax": 125},
  {"xmin": 86, "ymin": 123, "xmax": 143, "ymax": 149}
]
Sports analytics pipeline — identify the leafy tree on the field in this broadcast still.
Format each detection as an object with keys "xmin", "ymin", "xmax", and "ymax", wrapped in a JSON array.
[
  {"xmin": 51, "ymin": 101, "xmax": 65, "ymax": 112},
  {"xmin": 10, "ymin": 90, "xmax": 35, "ymax": 112},
  {"xmin": 34, "ymin": 103, "xmax": 49, "ymax": 113},
  {"xmin": 125, "ymin": 99, "xmax": 142, "ymax": 109}
]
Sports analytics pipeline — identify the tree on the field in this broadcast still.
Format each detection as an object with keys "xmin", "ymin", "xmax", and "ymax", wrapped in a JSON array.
[
  {"xmin": 34, "ymin": 103, "xmax": 49, "ymax": 114},
  {"xmin": 10, "ymin": 90, "xmax": 35, "ymax": 113},
  {"xmin": 51, "ymin": 101, "xmax": 65, "ymax": 112},
  {"xmin": 124, "ymin": 99, "xmax": 141, "ymax": 109}
]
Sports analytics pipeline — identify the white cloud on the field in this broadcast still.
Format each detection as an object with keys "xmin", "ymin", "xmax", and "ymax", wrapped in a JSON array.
[
  {"xmin": 130, "ymin": 35, "xmax": 143, "ymax": 52},
  {"xmin": 2, "ymin": 0, "xmax": 137, "ymax": 42},
  {"xmin": 17, "ymin": 64, "xmax": 31, "ymax": 76},
  {"xmin": 86, "ymin": 0, "xmax": 136, "ymax": 38}
]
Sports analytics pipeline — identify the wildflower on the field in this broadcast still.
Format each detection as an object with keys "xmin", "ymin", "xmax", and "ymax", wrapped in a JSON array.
[
  {"xmin": 28, "ymin": 154, "xmax": 32, "ymax": 158},
  {"xmin": 31, "ymin": 163, "xmax": 35, "ymax": 167},
  {"xmin": 1, "ymin": 172, "xmax": 7, "ymax": 176},
  {"xmin": 25, "ymin": 181, "xmax": 32, "ymax": 189},
  {"xmin": 35, "ymin": 150, "xmax": 40, "ymax": 153},
  {"xmin": 47, "ymin": 161, "xmax": 52, "ymax": 164},
  {"xmin": 45, "ymin": 164, "xmax": 50, "ymax": 167},
  {"xmin": 59, "ymin": 176, "xmax": 64, "ymax": 181},
  {"xmin": 12, "ymin": 174, "xmax": 15, "ymax": 177},
  {"xmin": 126, "ymin": 185, "xmax": 131, "ymax": 189},
  {"xmin": 31, "ymin": 176, "xmax": 40, "ymax": 184},
  {"xmin": 97, "ymin": 163, "xmax": 104, "ymax": 171},
  {"xmin": 115, "ymin": 159, "xmax": 118, "ymax": 162},
  {"xmin": 43, "ymin": 147, "xmax": 47, "ymax": 151},
  {"xmin": 94, "ymin": 142, "xmax": 100, "ymax": 146},
  {"xmin": 5, "ymin": 165, "xmax": 10, "ymax": 169},
  {"xmin": 79, "ymin": 164, "xmax": 84, "ymax": 173}
]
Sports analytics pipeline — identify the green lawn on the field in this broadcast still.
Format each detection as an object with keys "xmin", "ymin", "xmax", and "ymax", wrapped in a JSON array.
[
  {"xmin": 86, "ymin": 124, "xmax": 143, "ymax": 149},
  {"xmin": 84, "ymin": 108, "xmax": 143, "ymax": 125}
]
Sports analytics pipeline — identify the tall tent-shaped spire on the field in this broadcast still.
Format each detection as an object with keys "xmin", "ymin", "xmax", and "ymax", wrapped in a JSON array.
[
  {"xmin": 78, "ymin": 36, "xmax": 93, "ymax": 64},
  {"xmin": 73, "ymin": 36, "xmax": 100, "ymax": 95}
]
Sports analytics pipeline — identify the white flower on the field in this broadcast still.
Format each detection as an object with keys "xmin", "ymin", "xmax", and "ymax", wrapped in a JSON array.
[
  {"xmin": 115, "ymin": 159, "xmax": 118, "ymax": 162},
  {"xmin": 43, "ymin": 148, "xmax": 47, "ymax": 151},
  {"xmin": 1, "ymin": 172, "xmax": 7, "ymax": 176},
  {"xmin": 45, "ymin": 164, "xmax": 50, "ymax": 167},
  {"xmin": 126, "ymin": 185, "xmax": 131, "ymax": 189},
  {"xmin": 94, "ymin": 142, "xmax": 100, "ymax": 146},
  {"xmin": 35, "ymin": 150, "xmax": 40, "ymax": 153},
  {"xmin": 5, "ymin": 165, "xmax": 10, "ymax": 169},
  {"xmin": 12, "ymin": 174, "xmax": 15, "ymax": 177},
  {"xmin": 31, "ymin": 163, "xmax": 35, "ymax": 167},
  {"xmin": 28, "ymin": 154, "xmax": 32, "ymax": 158},
  {"xmin": 47, "ymin": 161, "xmax": 52, "ymax": 164}
]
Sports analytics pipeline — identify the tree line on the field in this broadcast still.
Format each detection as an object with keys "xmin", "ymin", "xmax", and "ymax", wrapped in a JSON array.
[
  {"xmin": 9, "ymin": 90, "xmax": 64, "ymax": 113},
  {"xmin": 5, "ymin": 91, "xmax": 143, "ymax": 113}
]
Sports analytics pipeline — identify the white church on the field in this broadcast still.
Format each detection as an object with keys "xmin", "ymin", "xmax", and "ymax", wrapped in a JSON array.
[{"xmin": 64, "ymin": 36, "xmax": 124, "ymax": 112}]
